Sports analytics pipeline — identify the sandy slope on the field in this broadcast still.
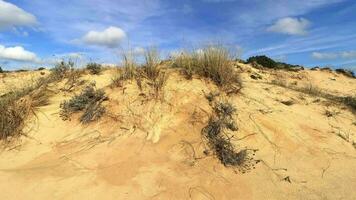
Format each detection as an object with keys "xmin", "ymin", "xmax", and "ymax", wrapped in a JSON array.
[{"xmin": 0, "ymin": 65, "xmax": 355, "ymax": 199}]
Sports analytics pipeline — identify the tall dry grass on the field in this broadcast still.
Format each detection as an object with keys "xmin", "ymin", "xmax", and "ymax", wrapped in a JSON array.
[
  {"xmin": 172, "ymin": 45, "xmax": 242, "ymax": 93},
  {"xmin": 0, "ymin": 79, "xmax": 51, "ymax": 140}
]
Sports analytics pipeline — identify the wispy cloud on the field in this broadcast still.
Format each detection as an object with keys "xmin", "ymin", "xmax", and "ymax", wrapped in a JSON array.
[{"xmin": 312, "ymin": 50, "xmax": 356, "ymax": 60}]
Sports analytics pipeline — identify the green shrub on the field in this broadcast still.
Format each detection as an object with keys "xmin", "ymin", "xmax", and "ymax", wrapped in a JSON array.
[
  {"xmin": 247, "ymin": 55, "xmax": 302, "ymax": 71},
  {"xmin": 0, "ymin": 66, "xmax": 3, "ymax": 73},
  {"xmin": 60, "ymin": 83, "xmax": 107, "ymax": 123},
  {"xmin": 86, "ymin": 63, "xmax": 102, "ymax": 75},
  {"xmin": 247, "ymin": 55, "xmax": 278, "ymax": 69}
]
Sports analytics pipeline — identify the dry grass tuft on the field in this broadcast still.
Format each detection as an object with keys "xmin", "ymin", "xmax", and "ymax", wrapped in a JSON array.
[
  {"xmin": 111, "ymin": 51, "xmax": 138, "ymax": 87},
  {"xmin": 112, "ymin": 48, "xmax": 167, "ymax": 99},
  {"xmin": 172, "ymin": 45, "xmax": 242, "ymax": 94}
]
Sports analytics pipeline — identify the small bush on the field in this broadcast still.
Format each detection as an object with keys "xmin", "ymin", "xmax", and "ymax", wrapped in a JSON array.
[
  {"xmin": 86, "ymin": 63, "xmax": 102, "ymax": 75},
  {"xmin": 0, "ymin": 66, "xmax": 3, "ymax": 73},
  {"xmin": 37, "ymin": 67, "xmax": 46, "ymax": 71},
  {"xmin": 60, "ymin": 83, "xmax": 107, "ymax": 123}
]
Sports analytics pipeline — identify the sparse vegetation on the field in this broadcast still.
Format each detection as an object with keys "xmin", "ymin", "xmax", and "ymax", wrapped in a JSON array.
[
  {"xmin": 270, "ymin": 79, "xmax": 356, "ymax": 113},
  {"xmin": 86, "ymin": 62, "xmax": 102, "ymax": 75},
  {"xmin": 60, "ymin": 83, "xmax": 107, "ymax": 124}
]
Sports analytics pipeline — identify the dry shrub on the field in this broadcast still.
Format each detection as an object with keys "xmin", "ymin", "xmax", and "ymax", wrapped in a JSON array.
[
  {"xmin": 60, "ymin": 83, "xmax": 107, "ymax": 124},
  {"xmin": 202, "ymin": 100, "xmax": 257, "ymax": 172},
  {"xmin": 62, "ymin": 70, "xmax": 86, "ymax": 92},
  {"xmin": 50, "ymin": 61, "xmax": 74, "ymax": 81}
]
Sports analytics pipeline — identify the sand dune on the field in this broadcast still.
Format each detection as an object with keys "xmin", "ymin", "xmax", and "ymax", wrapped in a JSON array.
[{"xmin": 0, "ymin": 63, "xmax": 355, "ymax": 199}]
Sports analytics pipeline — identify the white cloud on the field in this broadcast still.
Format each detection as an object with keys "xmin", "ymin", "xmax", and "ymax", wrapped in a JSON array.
[
  {"xmin": 312, "ymin": 51, "xmax": 356, "ymax": 60},
  {"xmin": 267, "ymin": 17, "xmax": 310, "ymax": 35},
  {"xmin": 0, "ymin": 0, "xmax": 37, "ymax": 29},
  {"xmin": 80, "ymin": 26, "xmax": 126, "ymax": 48},
  {"xmin": 0, "ymin": 44, "xmax": 38, "ymax": 62}
]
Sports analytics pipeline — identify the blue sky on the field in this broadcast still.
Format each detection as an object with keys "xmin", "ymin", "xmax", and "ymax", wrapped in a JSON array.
[{"xmin": 0, "ymin": 0, "xmax": 356, "ymax": 71}]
